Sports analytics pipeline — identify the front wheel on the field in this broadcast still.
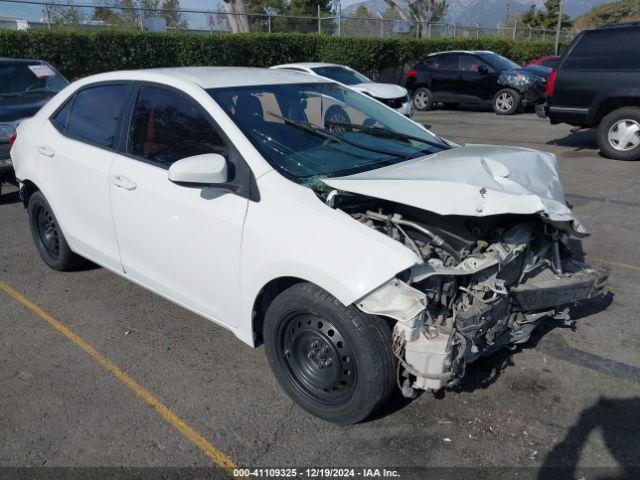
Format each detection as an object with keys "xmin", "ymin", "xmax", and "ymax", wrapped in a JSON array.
[
  {"xmin": 492, "ymin": 88, "xmax": 521, "ymax": 115},
  {"xmin": 412, "ymin": 87, "xmax": 434, "ymax": 111},
  {"xmin": 263, "ymin": 283, "xmax": 395, "ymax": 424},
  {"xmin": 597, "ymin": 107, "xmax": 640, "ymax": 161}
]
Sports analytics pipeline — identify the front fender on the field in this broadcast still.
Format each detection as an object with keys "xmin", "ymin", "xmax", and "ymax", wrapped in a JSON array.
[{"xmin": 238, "ymin": 171, "xmax": 420, "ymax": 345}]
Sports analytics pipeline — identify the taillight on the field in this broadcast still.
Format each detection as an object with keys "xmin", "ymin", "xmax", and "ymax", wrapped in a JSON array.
[
  {"xmin": 9, "ymin": 132, "xmax": 16, "ymax": 146},
  {"xmin": 546, "ymin": 70, "xmax": 557, "ymax": 98},
  {"xmin": 407, "ymin": 69, "xmax": 416, "ymax": 79}
]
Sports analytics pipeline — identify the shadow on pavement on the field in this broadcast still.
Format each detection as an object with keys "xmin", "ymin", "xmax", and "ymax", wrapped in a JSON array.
[
  {"xmin": 537, "ymin": 396, "xmax": 640, "ymax": 480},
  {"xmin": 547, "ymin": 128, "xmax": 598, "ymax": 150}
]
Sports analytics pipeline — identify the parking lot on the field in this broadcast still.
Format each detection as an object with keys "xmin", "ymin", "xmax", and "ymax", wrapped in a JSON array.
[{"xmin": 1, "ymin": 107, "xmax": 639, "ymax": 479}]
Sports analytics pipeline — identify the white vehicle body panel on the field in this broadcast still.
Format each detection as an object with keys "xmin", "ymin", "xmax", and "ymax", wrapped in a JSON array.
[
  {"xmin": 108, "ymin": 155, "xmax": 248, "ymax": 330},
  {"xmin": 349, "ymin": 82, "xmax": 408, "ymax": 100},
  {"xmin": 324, "ymin": 144, "xmax": 584, "ymax": 234},
  {"xmin": 238, "ymin": 170, "xmax": 419, "ymax": 344}
]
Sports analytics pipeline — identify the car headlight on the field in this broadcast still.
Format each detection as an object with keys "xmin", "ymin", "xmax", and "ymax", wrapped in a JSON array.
[{"xmin": 0, "ymin": 123, "xmax": 16, "ymax": 142}]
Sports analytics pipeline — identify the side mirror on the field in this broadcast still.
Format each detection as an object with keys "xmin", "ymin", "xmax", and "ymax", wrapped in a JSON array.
[
  {"xmin": 169, "ymin": 153, "xmax": 228, "ymax": 185},
  {"xmin": 478, "ymin": 65, "xmax": 489, "ymax": 75}
]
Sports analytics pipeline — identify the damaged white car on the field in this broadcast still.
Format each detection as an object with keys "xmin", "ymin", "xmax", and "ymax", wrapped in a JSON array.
[{"xmin": 11, "ymin": 68, "xmax": 607, "ymax": 424}]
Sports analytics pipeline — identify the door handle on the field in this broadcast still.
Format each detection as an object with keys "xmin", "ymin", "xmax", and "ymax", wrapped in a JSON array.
[
  {"xmin": 110, "ymin": 174, "xmax": 137, "ymax": 191},
  {"xmin": 38, "ymin": 145, "xmax": 55, "ymax": 157}
]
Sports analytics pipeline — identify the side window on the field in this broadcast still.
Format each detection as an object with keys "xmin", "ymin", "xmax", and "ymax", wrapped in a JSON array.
[
  {"xmin": 127, "ymin": 86, "xmax": 225, "ymax": 167},
  {"xmin": 433, "ymin": 54, "xmax": 460, "ymax": 71},
  {"xmin": 564, "ymin": 29, "xmax": 640, "ymax": 71},
  {"xmin": 67, "ymin": 85, "xmax": 129, "ymax": 148},
  {"xmin": 51, "ymin": 97, "xmax": 74, "ymax": 132},
  {"xmin": 459, "ymin": 55, "xmax": 487, "ymax": 72}
]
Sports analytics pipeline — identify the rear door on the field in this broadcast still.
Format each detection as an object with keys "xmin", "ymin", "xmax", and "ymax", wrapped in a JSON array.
[
  {"xmin": 424, "ymin": 53, "xmax": 462, "ymax": 102},
  {"xmin": 39, "ymin": 83, "xmax": 132, "ymax": 270},
  {"xmin": 108, "ymin": 83, "xmax": 248, "ymax": 327}
]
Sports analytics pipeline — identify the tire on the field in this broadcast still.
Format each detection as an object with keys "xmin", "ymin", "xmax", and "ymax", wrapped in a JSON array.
[
  {"xmin": 27, "ymin": 191, "xmax": 84, "ymax": 271},
  {"xmin": 412, "ymin": 87, "xmax": 434, "ymax": 111},
  {"xmin": 324, "ymin": 105, "xmax": 351, "ymax": 125},
  {"xmin": 263, "ymin": 283, "xmax": 395, "ymax": 424},
  {"xmin": 492, "ymin": 88, "xmax": 521, "ymax": 115},
  {"xmin": 597, "ymin": 107, "xmax": 640, "ymax": 161}
]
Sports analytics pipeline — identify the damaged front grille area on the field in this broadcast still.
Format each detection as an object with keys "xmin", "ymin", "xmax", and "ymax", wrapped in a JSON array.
[{"xmin": 344, "ymin": 197, "xmax": 608, "ymax": 396}]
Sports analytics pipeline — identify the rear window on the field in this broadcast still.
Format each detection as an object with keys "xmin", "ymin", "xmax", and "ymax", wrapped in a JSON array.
[
  {"xmin": 0, "ymin": 62, "xmax": 67, "ymax": 98},
  {"xmin": 563, "ymin": 28, "xmax": 640, "ymax": 71},
  {"xmin": 67, "ymin": 84, "xmax": 129, "ymax": 148}
]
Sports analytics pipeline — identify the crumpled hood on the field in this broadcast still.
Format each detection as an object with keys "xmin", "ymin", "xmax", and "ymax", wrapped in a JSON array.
[
  {"xmin": 350, "ymin": 82, "xmax": 408, "ymax": 100},
  {"xmin": 323, "ymin": 144, "xmax": 586, "ymax": 235}
]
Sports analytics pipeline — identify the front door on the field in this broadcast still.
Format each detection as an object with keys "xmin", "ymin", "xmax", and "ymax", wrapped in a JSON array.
[
  {"xmin": 458, "ymin": 54, "xmax": 500, "ymax": 102},
  {"xmin": 109, "ymin": 84, "xmax": 248, "ymax": 327}
]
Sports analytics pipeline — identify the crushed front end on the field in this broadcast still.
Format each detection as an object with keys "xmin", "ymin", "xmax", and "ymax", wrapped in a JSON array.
[{"xmin": 336, "ymin": 196, "xmax": 608, "ymax": 395}]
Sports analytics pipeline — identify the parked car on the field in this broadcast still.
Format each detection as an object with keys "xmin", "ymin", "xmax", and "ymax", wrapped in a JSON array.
[
  {"xmin": 406, "ymin": 50, "xmax": 551, "ymax": 115},
  {"xmin": 539, "ymin": 22, "xmax": 640, "ymax": 161},
  {"xmin": 524, "ymin": 55, "xmax": 561, "ymax": 69},
  {"xmin": 12, "ymin": 67, "xmax": 607, "ymax": 423},
  {"xmin": 270, "ymin": 62, "xmax": 413, "ymax": 116},
  {"xmin": 0, "ymin": 58, "xmax": 68, "ymax": 196}
]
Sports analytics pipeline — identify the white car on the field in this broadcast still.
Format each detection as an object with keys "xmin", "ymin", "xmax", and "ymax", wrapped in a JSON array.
[
  {"xmin": 270, "ymin": 62, "xmax": 413, "ymax": 117},
  {"xmin": 11, "ymin": 67, "xmax": 606, "ymax": 424}
]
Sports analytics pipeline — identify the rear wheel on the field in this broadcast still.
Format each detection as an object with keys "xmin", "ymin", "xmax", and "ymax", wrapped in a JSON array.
[
  {"xmin": 597, "ymin": 107, "xmax": 640, "ymax": 161},
  {"xmin": 263, "ymin": 283, "xmax": 395, "ymax": 424},
  {"xmin": 492, "ymin": 88, "xmax": 521, "ymax": 115},
  {"xmin": 412, "ymin": 87, "xmax": 434, "ymax": 111},
  {"xmin": 28, "ymin": 191, "xmax": 84, "ymax": 271}
]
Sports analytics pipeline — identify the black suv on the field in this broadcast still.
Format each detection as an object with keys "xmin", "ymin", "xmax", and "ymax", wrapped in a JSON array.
[
  {"xmin": 1, "ymin": 58, "xmax": 68, "ymax": 195},
  {"xmin": 541, "ymin": 22, "xmax": 640, "ymax": 160},
  {"xmin": 406, "ymin": 50, "xmax": 551, "ymax": 115}
]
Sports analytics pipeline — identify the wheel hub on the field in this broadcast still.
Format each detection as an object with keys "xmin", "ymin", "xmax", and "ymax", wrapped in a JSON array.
[
  {"xmin": 608, "ymin": 119, "xmax": 640, "ymax": 151},
  {"xmin": 496, "ymin": 93, "xmax": 514, "ymax": 112},
  {"xmin": 280, "ymin": 314, "xmax": 356, "ymax": 405}
]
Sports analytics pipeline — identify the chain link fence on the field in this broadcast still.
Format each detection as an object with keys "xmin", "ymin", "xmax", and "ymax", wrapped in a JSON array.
[{"xmin": 0, "ymin": 0, "xmax": 576, "ymax": 41}]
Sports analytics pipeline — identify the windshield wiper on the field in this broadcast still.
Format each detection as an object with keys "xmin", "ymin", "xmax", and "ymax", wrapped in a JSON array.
[
  {"xmin": 324, "ymin": 120, "xmax": 449, "ymax": 150},
  {"xmin": 266, "ymin": 111, "xmax": 415, "ymax": 159}
]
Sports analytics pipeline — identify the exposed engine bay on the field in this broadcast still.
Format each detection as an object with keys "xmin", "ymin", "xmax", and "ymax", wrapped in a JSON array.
[{"xmin": 323, "ymin": 190, "xmax": 608, "ymax": 396}]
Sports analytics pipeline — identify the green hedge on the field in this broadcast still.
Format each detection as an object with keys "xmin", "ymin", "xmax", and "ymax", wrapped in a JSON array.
[{"xmin": 0, "ymin": 29, "xmax": 560, "ymax": 80}]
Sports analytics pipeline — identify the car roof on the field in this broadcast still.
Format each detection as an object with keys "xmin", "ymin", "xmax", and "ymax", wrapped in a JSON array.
[
  {"xmin": 596, "ymin": 21, "xmax": 640, "ymax": 30},
  {"xmin": 427, "ymin": 50, "xmax": 496, "ymax": 56},
  {"xmin": 272, "ymin": 62, "xmax": 344, "ymax": 70},
  {"xmin": 0, "ymin": 57, "xmax": 47, "ymax": 65},
  {"xmin": 78, "ymin": 67, "xmax": 326, "ymax": 89}
]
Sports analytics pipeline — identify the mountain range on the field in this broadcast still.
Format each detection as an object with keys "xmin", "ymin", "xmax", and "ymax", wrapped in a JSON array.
[{"xmin": 344, "ymin": 0, "xmax": 614, "ymax": 27}]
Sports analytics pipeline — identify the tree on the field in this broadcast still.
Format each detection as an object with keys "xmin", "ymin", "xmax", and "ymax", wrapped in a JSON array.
[
  {"xmin": 407, "ymin": 0, "xmax": 449, "ymax": 37},
  {"xmin": 288, "ymin": 0, "xmax": 332, "ymax": 17},
  {"xmin": 160, "ymin": 0, "xmax": 187, "ymax": 28},
  {"xmin": 574, "ymin": 0, "xmax": 640, "ymax": 30},
  {"xmin": 49, "ymin": 0, "xmax": 85, "ymax": 26},
  {"xmin": 517, "ymin": 0, "xmax": 572, "ymax": 30},
  {"xmin": 342, "ymin": 5, "xmax": 378, "ymax": 36}
]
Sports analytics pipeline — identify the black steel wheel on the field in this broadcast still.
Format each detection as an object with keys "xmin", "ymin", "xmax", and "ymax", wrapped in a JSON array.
[
  {"xmin": 33, "ymin": 202, "xmax": 60, "ymax": 261},
  {"xmin": 277, "ymin": 313, "xmax": 357, "ymax": 406},
  {"xmin": 27, "ymin": 191, "xmax": 84, "ymax": 271},
  {"xmin": 264, "ymin": 283, "xmax": 395, "ymax": 424}
]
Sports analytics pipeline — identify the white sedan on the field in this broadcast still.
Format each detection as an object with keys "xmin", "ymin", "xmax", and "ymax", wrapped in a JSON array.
[
  {"xmin": 11, "ymin": 67, "xmax": 606, "ymax": 424},
  {"xmin": 270, "ymin": 62, "xmax": 413, "ymax": 116}
]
